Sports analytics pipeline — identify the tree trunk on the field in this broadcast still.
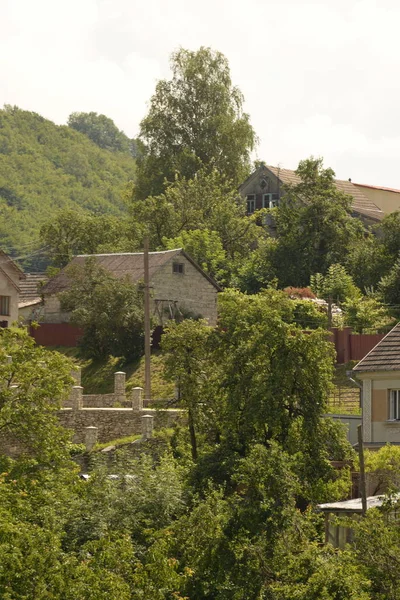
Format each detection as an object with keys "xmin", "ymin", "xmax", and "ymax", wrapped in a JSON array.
[{"xmin": 188, "ymin": 407, "xmax": 198, "ymax": 461}]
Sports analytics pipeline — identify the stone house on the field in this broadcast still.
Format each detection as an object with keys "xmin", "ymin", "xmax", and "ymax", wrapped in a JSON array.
[
  {"xmin": 354, "ymin": 323, "xmax": 400, "ymax": 447},
  {"xmin": 240, "ymin": 164, "xmax": 385, "ymax": 225},
  {"xmin": 40, "ymin": 248, "xmax": 221, "ymax": 327},
  {"xmin": 0, "ymin": 249, "xmax": 25, "ymax": 327}
]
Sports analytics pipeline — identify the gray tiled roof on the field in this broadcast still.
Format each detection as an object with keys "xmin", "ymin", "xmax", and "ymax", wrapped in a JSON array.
[
  {"xmin": 353, "ymin": 323, "xmax": 400, "ymax": 372},
  {"xmin": 41, "ymin": 249, "xmax": 222, "ymax": 295},
  {"xmin": 19, "ymin": 273, "xmax": 47, "ymax": 302}
]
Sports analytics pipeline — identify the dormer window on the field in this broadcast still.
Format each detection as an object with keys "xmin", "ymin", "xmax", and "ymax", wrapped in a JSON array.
[{"xmin": 173, "ymin": 262, "xmax": 184, "ymax": 274}]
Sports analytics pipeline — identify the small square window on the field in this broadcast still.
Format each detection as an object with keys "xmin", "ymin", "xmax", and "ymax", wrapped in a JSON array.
[{"xmin": 173, "ymin": 263, "xmax": 184, "ymax": 274}]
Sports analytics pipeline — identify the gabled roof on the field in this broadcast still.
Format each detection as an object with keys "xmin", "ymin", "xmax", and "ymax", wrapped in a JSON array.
[
  {"xmin": 355, "ymin": 182, "xmax": 400, "ymax": 194},
  {"xmin": 241, "ymin": 165, "xmax": 384, "ymax": 222},
  {"xmin": 0, "ymin": 249, "xmax": 25, "ymax": 277},
  {"xmin": 19, "ymin": 273, "xmax": 47, "ymax": 303},
  {"xmin": 41, "ymin": 249, "xmax": 222, "ymax": 295},
  {"xmin": 353, "ymin": 322, "xmax": 400, "ymax": 372}
]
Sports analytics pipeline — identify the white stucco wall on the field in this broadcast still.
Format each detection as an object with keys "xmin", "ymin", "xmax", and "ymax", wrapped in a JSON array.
[
  {"xmin": 0, "ymin": 261, "xmax": 20, "ymax": 325},
  {"xmin": 358, "ymin": 371, "xmax": 400, "ymax": 444}
]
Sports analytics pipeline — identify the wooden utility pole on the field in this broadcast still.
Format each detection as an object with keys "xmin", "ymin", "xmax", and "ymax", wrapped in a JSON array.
[
  {"xmin": 357, "ymin": 424, "xmax": 367, "ymax": 516},
  {"xmin": 327, "ymin": 297, "xmax": 333, "ymax": 330},
  {"xmin": 144, "ymin": 237, "xmax": 151, "ymax": 402}
]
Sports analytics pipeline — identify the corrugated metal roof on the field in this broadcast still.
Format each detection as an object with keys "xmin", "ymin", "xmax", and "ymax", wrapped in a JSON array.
[
  {"xmin": 354, "ymin": 322, "xmax": 400, "ymax": 372},
  {"xmin": 317, "ymin": 495, "xmax": 389, "ymax": 513}
]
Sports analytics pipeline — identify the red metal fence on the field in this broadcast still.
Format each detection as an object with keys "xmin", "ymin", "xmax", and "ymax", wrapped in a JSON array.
[
  {"xmin": 30, "ymin": 323, "xmax": 83, "ymax": 347},
  {"xmin": 330, "ymin": 327, "xmax": 385, "ymax": 364},
  {"xmin": 30, "ymin": 322, "xmax": 386, "ymax": 363}
]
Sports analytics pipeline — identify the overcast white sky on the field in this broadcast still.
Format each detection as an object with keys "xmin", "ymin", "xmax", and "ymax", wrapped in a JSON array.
[{"xmin": 1, "ymin": 0, "xmax": 400, "ymax": 187}]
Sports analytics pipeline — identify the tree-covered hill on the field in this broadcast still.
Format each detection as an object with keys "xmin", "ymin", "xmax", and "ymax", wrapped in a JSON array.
[{"xmin": 0, "ymin": 106, "xmax": 136, "ymax": 269}]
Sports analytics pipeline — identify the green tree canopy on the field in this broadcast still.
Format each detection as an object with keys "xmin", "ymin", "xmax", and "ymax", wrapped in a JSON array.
[
  {"xmin": 127, "ymin": 169, "xmax": 261, "ymax": 273},
  {"xmin": 40, "ymin": 209, "xmax": 138, "ymax": 268},
  {"xmin": 136, "ymin": 47, "xmax": 256, "ymax": 198},
  {"xmin": 310, "ymin": 263, "xmax": 360, "ymax": 304},
  {"xmin": 272, "ymin": 158, "xmax": 364, "ymax": 287},
  {"xmin": 60, "ymin": 258, "xmax": 146, "ymax": 360},
  {"xmin": 68, "ymin": 111, "xmax": 134, "ymax": 155},
  {"xmin": 0, "ymin": 326, "xmax": 74, "ymax": 463}
]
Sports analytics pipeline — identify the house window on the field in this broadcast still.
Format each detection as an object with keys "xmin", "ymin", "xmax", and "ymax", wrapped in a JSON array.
[
  {"xmin": 0, "ymin": 296, "xmax": 10, "ymax": 316},
  {"xmin": 246, "ymin": 194, "xmax": 256, "ymax": 214},
  {"xmin": 389, "ymin": 390, "xmax": 400, "ymax": 420},
  {"xmin": 173, "ymin": 262, "xmax": 184, "ymax": 274},
  {"xmin": 262, "ymin": 193, "xmax": 280, "ymax": 209}
]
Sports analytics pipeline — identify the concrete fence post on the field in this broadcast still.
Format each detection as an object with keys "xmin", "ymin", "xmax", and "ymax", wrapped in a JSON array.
[
  {"xmin": 131, "ymin": 387, "xmax": 143, "ymax": 411},
  {"xmin": 114, "ymin": 371, "xmax": 126, "ymax": 401},
  {"xmin": 142, "ymin": 414, "xmax": 154, "ymax": 440},
  {"xmin": 84, "ymin": 426, "xmax": 98, "ymax": 451},
  {"xmin": 5, "ymin": 355, "xmax": 12, "ymax": 364},
  {"xmin": 71, "ymin": 386, "xmax": 83, "ymax": 411},
  {"xmin": 72, "ymin": 367, "xmax": 82, "ymax": 386}
]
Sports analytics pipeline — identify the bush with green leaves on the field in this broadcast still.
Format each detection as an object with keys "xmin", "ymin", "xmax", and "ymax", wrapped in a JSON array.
[{"xmin": 60, "ymin": 258, "xmax": 146, "ymax": 360}]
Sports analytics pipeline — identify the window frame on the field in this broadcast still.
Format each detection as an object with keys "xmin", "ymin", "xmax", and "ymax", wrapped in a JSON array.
[
  {"xmin": 389, "ymin": 389, "xmax": 400, "ymax": 420},
  {"xmin": 262, "ymin": 193, "xmax": 280, "ymax": 209},
  {"xmin": 246, "ymin": 194, "xmax": 256, "ymax": 214},
  {"xmin": 172, "ymin": 262, "xmax": 185, "ymax": 275},
  {"xmin": 0, "ymin": 295, "xmax": 10, "ymax": 316}
]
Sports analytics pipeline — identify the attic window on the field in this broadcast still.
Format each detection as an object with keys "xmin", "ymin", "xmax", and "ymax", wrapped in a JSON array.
[{"xmin": 173, "ymin": 262, "xmax": 184, "ymax": 274}]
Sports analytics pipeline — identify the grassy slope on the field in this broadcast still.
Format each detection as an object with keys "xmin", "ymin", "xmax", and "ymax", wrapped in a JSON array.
[
  {"xmin": 57, "ymin": 349, "xmax": 360, "ymax": 413},
  {"xmin": 0, "ymin": 106, "xmax": 135, "ymax": 269},
  {"xmin": 55, "ymin": 347, "xmax": 174, "ymax": 400}
]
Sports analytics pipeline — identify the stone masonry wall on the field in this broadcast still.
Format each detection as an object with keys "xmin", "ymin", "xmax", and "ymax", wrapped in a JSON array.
[
  {"xmin": 42, "ymin": 295, "xmax": 70, "ymax": 323},
  {"xmin": 58, "ymin": 407, "xmax": 183, "ymax": 444},
  {"xmin": 152, "ymin": 254, "xmax": 218, "ymax": 325},
  {"xmin": 60, "ymin": 371, "xmax": 185, "ymax": 445}
]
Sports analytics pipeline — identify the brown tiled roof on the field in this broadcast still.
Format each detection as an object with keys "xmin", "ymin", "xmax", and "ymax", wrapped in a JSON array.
[
  {"xmin": 19, "ymin": 273, "xmax": 47, "ymax": 303},
  {"xmin": 42, "ymin": 249, "xmax": 222, "ymax": 295},
  {"xmin": 353, "ymin": 323, "xmax": 400, "ymax": 372},
  {"xmin": 266, "ymin": 165, "xmax": 384, "ymax": 222},
  {"xmin": 355, "ymin": 183, "xmax": 400, "ymax": 194}
]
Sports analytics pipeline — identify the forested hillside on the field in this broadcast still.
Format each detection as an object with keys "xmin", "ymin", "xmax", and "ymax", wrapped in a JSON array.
[{"xmin": 0, "ymin": 106, "xmax": 136, "ymax": 269}]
